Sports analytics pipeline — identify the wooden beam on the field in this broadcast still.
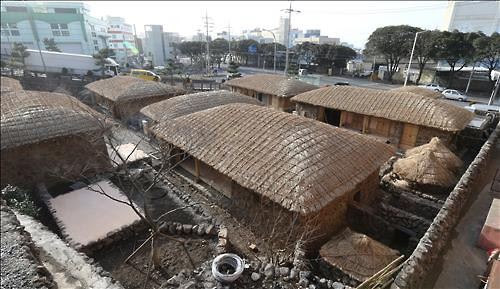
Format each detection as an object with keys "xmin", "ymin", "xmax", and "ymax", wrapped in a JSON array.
[
  {"xmin": 362, "ymin": 115, "xmax": 370, "ymax": 134},
  {"xmin": 194, "ymin": 158, "xmax": 200, "ymax": 183}
]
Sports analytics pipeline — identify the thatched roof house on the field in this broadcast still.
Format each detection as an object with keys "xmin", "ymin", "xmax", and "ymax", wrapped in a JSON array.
[
  {"xmin": 291, "ymin": 86, "xmax": 474, "ymax": 149},
  {"xmin": 139, "ymin": 90, "xmax": 262, "ymax": 124},
  {"xmin": 152, "ymin": 103, "xmax": 394, "ymax": 247},
  {"xmin": 320, "ymin": 228, "xmax": 400, "ymax": 283},
  {"xmin": 392, "ymin": 137, "xmax": 463, "ymax": 189},
  {"xmin": 1, "ymin": 91, "xmax": 110, "ymax": 188},
  {"xmin": 226, "ymin": 74, "xmax": 318, "ymax": 112},
  {"xmin": 390, "ymin": 86, "xmax": 442, "ymax": 99},
  {"xmin": 85, "ymin": 76, "xmax": 185, "ymax": 121},
  {"xmin": 1, "ymin": 76, "xmax": 23, "ymax": 93}
]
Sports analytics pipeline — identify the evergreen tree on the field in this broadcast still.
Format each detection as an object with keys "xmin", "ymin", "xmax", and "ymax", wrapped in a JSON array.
[
  {"xmin": 92, "ymin": 48, "xmax": 115, "ymax": 76},
  {"xmin": 43, "ymin": 38, "xmax": 61, "ymax": 52},
  {"xmin": 10, "ymin": 42, "xmax": 30, "ymax": 72}
]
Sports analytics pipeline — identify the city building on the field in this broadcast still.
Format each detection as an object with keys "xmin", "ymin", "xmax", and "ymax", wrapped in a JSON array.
[
  {"xmin": 241, "ymin": 28, "xmax": 274, "ymax": 43},
  {"xmin": 442, "ymin": 1, "xmax": 500, "ymax": 35},
  {"xmin": 106, "ymin": 16, "xmax": 136, "ymax": 64},
  {"xmin": 304, "ymin": 29, "xmax": 320, "ymax": 38},
  {"xmin": 277, "ymin": 16, "xmax": 290, "ymax": 46},
  {"xmin": 294, "ymin": 36, "xmax": 340, "ymax": 46},
  {"xmin": 143, "ymin": 25, "xmax": 168, "ymax": 66},
  {"xmin": 1, "ymin": 1, "xmax": 108, "ymax": 56}
]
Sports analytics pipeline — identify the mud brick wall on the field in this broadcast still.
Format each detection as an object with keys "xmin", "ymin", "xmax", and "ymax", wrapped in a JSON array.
[
  {"xmin": 415, "ymin": 127, "xmax": 455, "ymax": 148},
  {"xmin": 391, "ymin": 122, "xmax": 500, "ymax": 289},
  {"xmin": 1, "ymin": 133, "xmax": 111, "ymax": 189}
]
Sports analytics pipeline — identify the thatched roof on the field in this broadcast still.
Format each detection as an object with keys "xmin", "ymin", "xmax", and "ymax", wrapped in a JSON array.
[
  {"xmin": 291, "ymin": 86, "xmax": 474, "ymax": 131},
  {"xmin": 1, "ymin": 90, "xmax": 104, "ymax": 150},
  {"xmin": 85, "ymin": 76, "xmax": 185, "ymax": 103},
  {"xmin": 226, "ymin": 74, "xmax": 319, "ymax": 98},
  {"xmin": 152, "ymin": 103, "xmax": 395, "ymax": 215},
  {"xmin": 393, "ymin": 150, "xmax": 458, "ymax": 187},
  {"xmin": 390, "ymin": 86, "xmax": 442, "ymax": 99},
  {"xmin": 140, "ymin": 90, "xmax": 263, "ymax": 122},
  {"xmin": 320, "ymin": 228, "xmax": 400, "ymax": 282},
  {"xmin": 405, "ymin": 137, "xmax": 462, "ymax": 171},
  {"xmin": 1, "ymin": 76, "xmax": 23, "ymax": 93}
]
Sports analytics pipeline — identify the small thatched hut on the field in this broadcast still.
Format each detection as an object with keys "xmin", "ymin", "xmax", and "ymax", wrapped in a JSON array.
[
  {"xmin": 291, "ymin": 86, "xmax": 474, "ymax": 149},
  {"xmin": 1, "ymin": 76, "xmax": 23, "ymax": 93},
  {"xmin": 1, "ymin": 90, "xmax": 111, "ymax": 189},
  {"xmin": 319, "ymin": 228, "xmax": 400, "ymax": 284},
  {"xmin": 390, "ymin": 86, "xmax": 442, "ymax": 99},
  {"xmin": 226, "ymin": 74, "xmax": 318, "ymax": 112},
  {"xmin": 85, "ymin": 76, "xmax": 185, "ymax": 121},
  {"xmin": 152, "ymin": 103, "xmax": 395, "ymax": 249},
  {"xmin": 139, "ymin": 90, "xmax": 262, "ymax": 129},
  {"xmin": 392, "ymin": 137, "xmax": 463, "ymax": 191}
]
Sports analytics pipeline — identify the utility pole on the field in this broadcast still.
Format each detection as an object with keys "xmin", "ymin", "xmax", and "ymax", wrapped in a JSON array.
[
  {"xmin": 223, "ymin": 23, "xmax": 232, "ymax": 62},
  {"xmin": 262, "ymin": 29, "xmax": 277, "ymax": 73},
  {"xmin": 203, "ymin": 12, "xmax": 214, "ymax": 75},
  {"xmin": 281, "ymin": 1, "xmax": 300, "ymax": 76},
  {"xmin": 404, "ymin": 30, "xmax": 428, "ymax": 86},
  {"xmin": 465, "ymin": 63, "xmax": 475, "ymax": 93}
]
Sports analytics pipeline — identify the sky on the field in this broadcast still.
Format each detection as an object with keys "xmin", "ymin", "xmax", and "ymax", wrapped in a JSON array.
[{"xmin": 87, "ymin": 1, "xmax": 451, "ymax": 49}]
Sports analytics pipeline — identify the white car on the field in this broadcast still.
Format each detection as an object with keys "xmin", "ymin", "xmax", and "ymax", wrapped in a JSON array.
[
  {"xmin": 418, "ymin": 83, "xmax": 446, "ymax": 92},
  {"xmin": 442, "ymin": 89, "xmax": 469, "ymax": 101}
]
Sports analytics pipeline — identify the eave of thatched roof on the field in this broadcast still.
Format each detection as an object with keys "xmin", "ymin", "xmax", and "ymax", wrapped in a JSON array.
[
  {"xmin": 390, "ymin": 86, "xmax": 442, "ymax": 99},
  {"xmin": 226, "ymin": 74, "xmax": 318, "ymax": 98},
  {"xmin": 1, "ymin": 76, "xmax": 23, "ymax": 93},
  {"xmin": 152, "ymin": 103, "xmax": 394, "ymax": 215},
  {"xmin": 291, "ymin": 86, "xmax": 474, "ymax": 131},
  {"xmin": 1, "ymin": 90, "xmax": 105, "ymax": 150},
  {"xmin": 85, "ymin": 76, "xmax": 185, "ymax": 103},
  {"xmin": 140, "ymin": 90, "xmax": 263, "ymax": 121},
  {"xmin": 320, "ymin": 228, "xmax": 400, "ymax": 282}
]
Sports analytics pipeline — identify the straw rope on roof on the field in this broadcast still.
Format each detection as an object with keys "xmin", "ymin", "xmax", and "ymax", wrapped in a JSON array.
[
  {"xmin": 390, "ymin": 86, "xmax": 442, "ymax": 99},
  {"xmin": 152, "ymin": 103, "xmax": 395, "ymax": 215},
  {"xmin": 393, "ymin": 150, "xmax": 458, "ymax": 187},
  {"xmin": 140, "ymin": 90, "xmax": 263, "ymax": 121},
  {"xmin": 405, "ymin": 137, "xmax": 462, "ymax": 171},
  {"xmin": 1, "ymin": 90, "xmax": 104, "ymax": 150},
  {"xmin": 291, "ymin": 86, "xmax": 474, "ymax": 131},
  {"xmin": 320, "ymin": 228, "xmax": 400, "ymax": 282},
  {"xmin": 1, "ymin": 76, "xmax": 23, "ymax": 93},
  {"xmin": 85, "ymin": 76, "xmax": 185, "ymax": 103},
  {"xmin": 226, "ymin": 74, "xmax": 319, "ymax": 98}
]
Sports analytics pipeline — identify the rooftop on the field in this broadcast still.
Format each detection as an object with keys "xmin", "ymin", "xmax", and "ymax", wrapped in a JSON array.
[
  {"xmin": 0, "ymin": 76, "xmax": 23, "ymax": 94},
  {"xmin": 152, "ymin": 103, "xmax": 394, "ymax": 215},
  {"xmin": 390, "ymin": 86, "xmax": 442, "ymax": 99},
  {"xmin": 226, "ymin": 74, "xmax": 319, "ymax": 98},
  {"xmin": 85, "ymin": 76, "xmax": 185, "ymax": 103},
  {"xmin": 1, "ymin": 90, "xmax": 104, "ymax": 150},
  {"xmin": 291, "ymin": 86, "xmax": 474, "ymax": 131}
]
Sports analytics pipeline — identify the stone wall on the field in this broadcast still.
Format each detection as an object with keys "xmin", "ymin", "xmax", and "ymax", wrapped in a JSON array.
[
  {"xmin": 0, "ymin": 202, "xmax": 56, "ymax": 289},
  {"xmin": 1, "ymin": 133, "xmax": 111, "ymax": 190},
  {"xmin": 391, "ymin": 122, "xmax": 500, "ymax": 289},
  {"xmin": 20, "ymin": 76, "xmax": 89, "ymax": 97}
]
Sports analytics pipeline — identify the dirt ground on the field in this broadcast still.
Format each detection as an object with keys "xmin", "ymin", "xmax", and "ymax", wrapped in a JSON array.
[{"xmin": 93, "ymin": 232, "xmax": 218, "ymax": 289}]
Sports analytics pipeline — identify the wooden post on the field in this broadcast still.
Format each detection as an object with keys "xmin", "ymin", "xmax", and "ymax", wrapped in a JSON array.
[
  {"xmin": 339, "ymin": 111, "xmax": 345, "ymax": 127},
  {"xmin": 194, "ymin": 158, "xmax": 200, "ymax": 183},
  {"xmin": 362, "ymin": 115, "xmax": 369, "ymax": 134}
]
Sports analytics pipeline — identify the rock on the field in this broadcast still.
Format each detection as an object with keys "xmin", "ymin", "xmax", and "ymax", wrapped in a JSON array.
[
  {"xmin": 332, "ymin": 282, "xmax": 345, "ymax": 289},
  {"xmin": 203, "ymin": 281, "xmax": 215, "ymax": 289},
  {"xmin": 263, "ymin": 263, "xmax": 274, "ymax": 277},
  {"xmin": 278, "ymin": 267, "xmax": 290, "ymax": 276},
  {"xmin": 218, "ymin": 227, "xmax": 228, "ymax": 239},
  {"xmin": 248, "ymin": 243, "xmax": 258, "ymax": 252},
  {"xmin": 206, "ymin": 224, "xmax": 216, "ymax": 235},
  {"xmin": 308, "ymin": 285, "xmax": 316, "ymax": 289},
  {"xmin": 179, "ymin": 281, "xmax": 197, "ymax": 289},
  {"xmin": 251, "ymin": 272, "xmax": 261, "ymax": 281},
  {"xmin": 298, "ymin": 278, "xmax": 309, "ymax": 287},
  {"xmin": 168, "ymin": 224, "xmax": 176, "ymax": 235},
  {"xmin": 183, "ymin": 224, "xmax": 193, "ymax": 234},
  {"xmin": 299, "ymin": 271, "xmax": 311, "ymax": 279},
  {"xmin": 289, "ymin": 268, "xmax": 299, "ymax": 279},
  {"xmin": 166, "ymin": 276, "xmax": 179, "ymax": 285},
  {"xmin": 197, "ymin": 224, "xmax": 205, "ymax": 235}
]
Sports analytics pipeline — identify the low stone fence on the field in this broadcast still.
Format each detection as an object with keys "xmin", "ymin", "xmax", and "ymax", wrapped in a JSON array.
[{"xmin": 391, "ymin": 122, "xmax": 500, "ymax": 289}]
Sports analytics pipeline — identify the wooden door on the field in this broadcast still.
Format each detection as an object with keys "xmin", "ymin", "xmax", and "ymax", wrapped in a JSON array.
[{"xmin": 399, "ymin": 123, "xmax": 419, "ymax": 149}]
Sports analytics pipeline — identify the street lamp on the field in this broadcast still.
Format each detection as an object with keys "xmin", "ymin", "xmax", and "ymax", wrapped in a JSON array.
[
  {"xmin": 281, "ymin": 1, "xmax": 300, "ymax": 76},
  {"xmin": 262, "ymin": 29, "xmax": 277, "ymax": 74},
  {"xmin": 404, "ymin": 30, "xmax": 428, "ymax": 87}
]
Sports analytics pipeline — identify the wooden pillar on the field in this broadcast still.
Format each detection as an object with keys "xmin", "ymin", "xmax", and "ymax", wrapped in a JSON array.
[
  {"xmin": 362, "ymin": 115, "xmax": 370, "ymax": 134},
  {"xmin": 194, "ymin": 158, "xmax": 200, "ymax": 183},
  {"xmin": 339, "ymin": 111, "xmax": 345, "ymax": 127}
]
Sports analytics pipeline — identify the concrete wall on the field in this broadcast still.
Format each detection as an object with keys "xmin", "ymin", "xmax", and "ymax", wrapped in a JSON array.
[
  {"xmin": 391, "ymin": 122, "xmax": 500, "ymax": 289},
  {"xmin": 1, "ymin": 133, "xmax": 110, "ymax": 189}
]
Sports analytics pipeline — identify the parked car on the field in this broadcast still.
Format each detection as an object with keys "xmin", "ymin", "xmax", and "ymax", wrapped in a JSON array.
[
  {"xmin": 418, "ymin": 83, "xmax": 446, "ymax": 92},
  {"xmin": 334, "ymin": 81, "xmax": 350, "ymax": 86},
  {"xmin": 442, "ymin": 89, "xmax": 469, "ymax": 101},
  {"xmin": 130, "ymin": 69, "xmax": 161, "ymax": 82}
]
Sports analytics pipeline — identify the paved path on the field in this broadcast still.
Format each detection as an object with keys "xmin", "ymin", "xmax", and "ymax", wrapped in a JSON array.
[{"xmin": 422, "ymin": 140, "xmax": 500, "ymax": 289}]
